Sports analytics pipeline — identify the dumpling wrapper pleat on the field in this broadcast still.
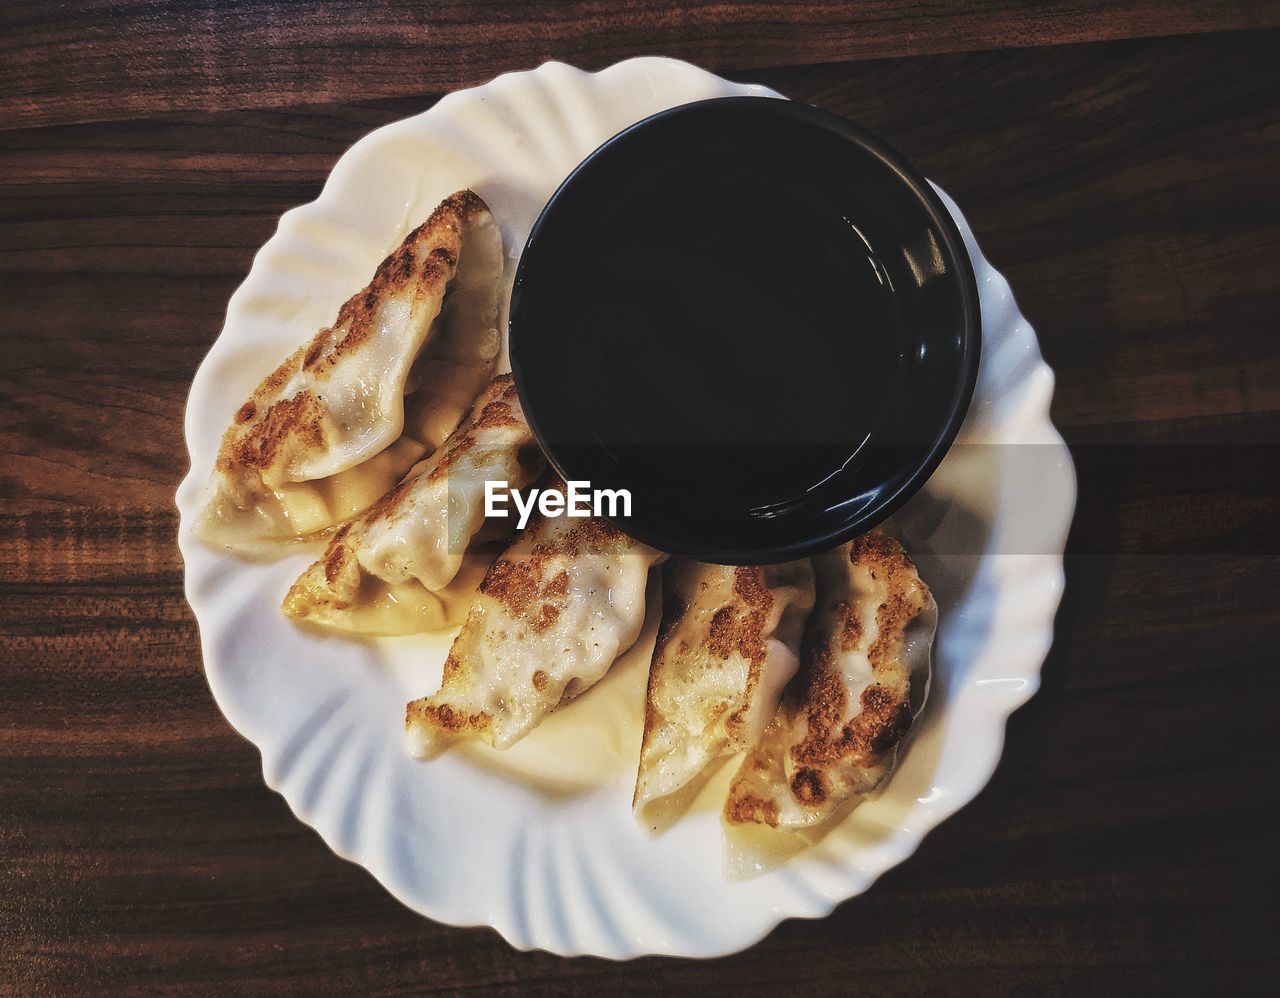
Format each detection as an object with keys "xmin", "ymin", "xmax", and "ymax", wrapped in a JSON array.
[
  {"xmin": 198, "ymin": 190, "xmax": 503, "ymax": 554},
  {"xmin": 722, "ymin": 530, "xmax": 936, "ymax": 876},
  {"xmin": 633, "ymin": 559, "xmax": 815, "ymax": 835},
  {"xmin": 282, "ymin": 374, "xmax": 544, "ymax": 636},
  {"xmin": 406, "ymin": 481, "xmax": 665, "ymax": 756}
]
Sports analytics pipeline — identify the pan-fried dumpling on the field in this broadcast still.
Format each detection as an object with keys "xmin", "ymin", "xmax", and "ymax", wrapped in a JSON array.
[
  {"xmin": 281, "ymin": 374, "xmax": 544, "ymax": 635},
  {"xmin": 633, "ymin": 559, "xmax": 815, "ymax": 834},
  {"xmin": 405, "ymin": 484, "xmax": 664, "ymax": 756},
  {"xmin": 198, "ymin": 190, "xmax": 503, "ymax": 553},
  {"xmin": 723, "ymin": 530, "xmax": 936, "ymax": 873}
]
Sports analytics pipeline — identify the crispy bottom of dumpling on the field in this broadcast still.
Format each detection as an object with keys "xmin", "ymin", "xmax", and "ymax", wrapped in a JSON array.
[
  {"xmin": 722, "ymin": 530, "xmax": 936, "ymax": 876},
  {"xmin": 199, "ymin": 189, "xmax": 502, "ymax": 553},
  {"xmin": 406, "ymin": 486, "xmax": 664, "ymax": 756},
  {"xmin": 633, "ymin": 559, "xmax": 815, "ymax": 835}
]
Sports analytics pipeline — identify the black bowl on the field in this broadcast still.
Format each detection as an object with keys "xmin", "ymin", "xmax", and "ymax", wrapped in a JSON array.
[{"xmin": 509, "ymin": 97, "xmax": 980, "ymax": 564}]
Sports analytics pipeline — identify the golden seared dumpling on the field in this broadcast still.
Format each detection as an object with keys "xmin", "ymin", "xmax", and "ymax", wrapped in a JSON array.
[
  {"xmin": 405, "ymin": 483, "xmax": 665, "ymax": 756},
  {"xmin": 633, "ymin": 559, "xmax": 815, "ymax": 834},
  {"xmin": 723, "ymin": 531, "xmax": 936, "ymax": 873},
  {"xmin": 198, "ymin": 190, "xmax": 503, "ymax": 553},
  {"xmin": 282, "ymin": 374, "xmax": 544, "ymax": 636}
]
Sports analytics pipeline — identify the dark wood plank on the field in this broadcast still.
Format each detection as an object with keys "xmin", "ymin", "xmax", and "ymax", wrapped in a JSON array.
[
  {"xmin": 2, "ymin": 27, "xmax": 1278, "ymax": 994},
  {"xmin": 4, "ymin": 1, "xmax": 1280, "ymax": 129}
]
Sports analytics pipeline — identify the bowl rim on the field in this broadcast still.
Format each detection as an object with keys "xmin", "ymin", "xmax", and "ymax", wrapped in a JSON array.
[{"xmin": 509, "ymin": 95, "xmax": 982, "ymax": 563}]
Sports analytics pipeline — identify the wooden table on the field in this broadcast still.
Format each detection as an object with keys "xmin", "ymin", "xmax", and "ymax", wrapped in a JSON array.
[{"xmin": 3, "ymin": 3, "xmax": 1277, "ymax": 992}]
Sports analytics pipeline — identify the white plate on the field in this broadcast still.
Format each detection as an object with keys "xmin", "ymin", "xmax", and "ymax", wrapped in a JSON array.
[{"xmin": 176, "ymin": 57, "xmax": 1076, "ymax": 959}]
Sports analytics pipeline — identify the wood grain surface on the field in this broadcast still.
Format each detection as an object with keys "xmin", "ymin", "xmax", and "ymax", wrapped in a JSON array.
[
  {"xmin": 5, "ymin": 1, "xmax": 1279, "ymax": 128},
  {"xmin": 2, "ymin": 4, "xmax": 1279, "ymax": 993}
]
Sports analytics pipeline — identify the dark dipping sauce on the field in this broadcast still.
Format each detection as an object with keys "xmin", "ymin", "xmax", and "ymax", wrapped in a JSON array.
[
  {"xmin": 510, "ymin": 98, "xmax": 979, "ymax": 562},
  {"xmin": 566, "ymin": 165, "xmax": 901, "ymax": 513}
]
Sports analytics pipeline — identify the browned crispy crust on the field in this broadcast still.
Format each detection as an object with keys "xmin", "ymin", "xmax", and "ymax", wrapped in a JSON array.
[
  {"xmin": 406, "ymin": 472, "xmax": 659, "ymax": 750},
  {"xmin": 704, "ymin": 568, "xmax": 776, "ymax": 738},
  {"xmin": 703, "ymin": 568, "xmax": 773, "ymax": 662},
  {"xmin": 423, "ymin": 373, "xmax": 518, "ymax": 484},
  {"xmin": 723, "ymin": 789, "xmax": 780, "ymax": 827},
  {"xmin": 224, "ymin": 389, "xmax": 325, "ymax": 473},
  {"xmin": 406, "ymin": 680, "xmax": 492, "ymax": 738},
  {"xmin": 308, "ymin": 190, "xmax": 484, "ymax": 377},
  {"xmin": 636, "ymin": 561, "xmax": 806, "ymax": 805},
  {"xmin": 480, "ymin": 559, "xmax": 570, "ymax": 634},
  {"xmin": 785, "ymin": 531, "xmax": 932, "ymax": 808},
  {"xmin": 473, "ymin": 477, "xmax": 630, "ymax": 635},
  {"xmin": 214, "ymin": 189, "xmax": 488, "ymax": 483}
]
